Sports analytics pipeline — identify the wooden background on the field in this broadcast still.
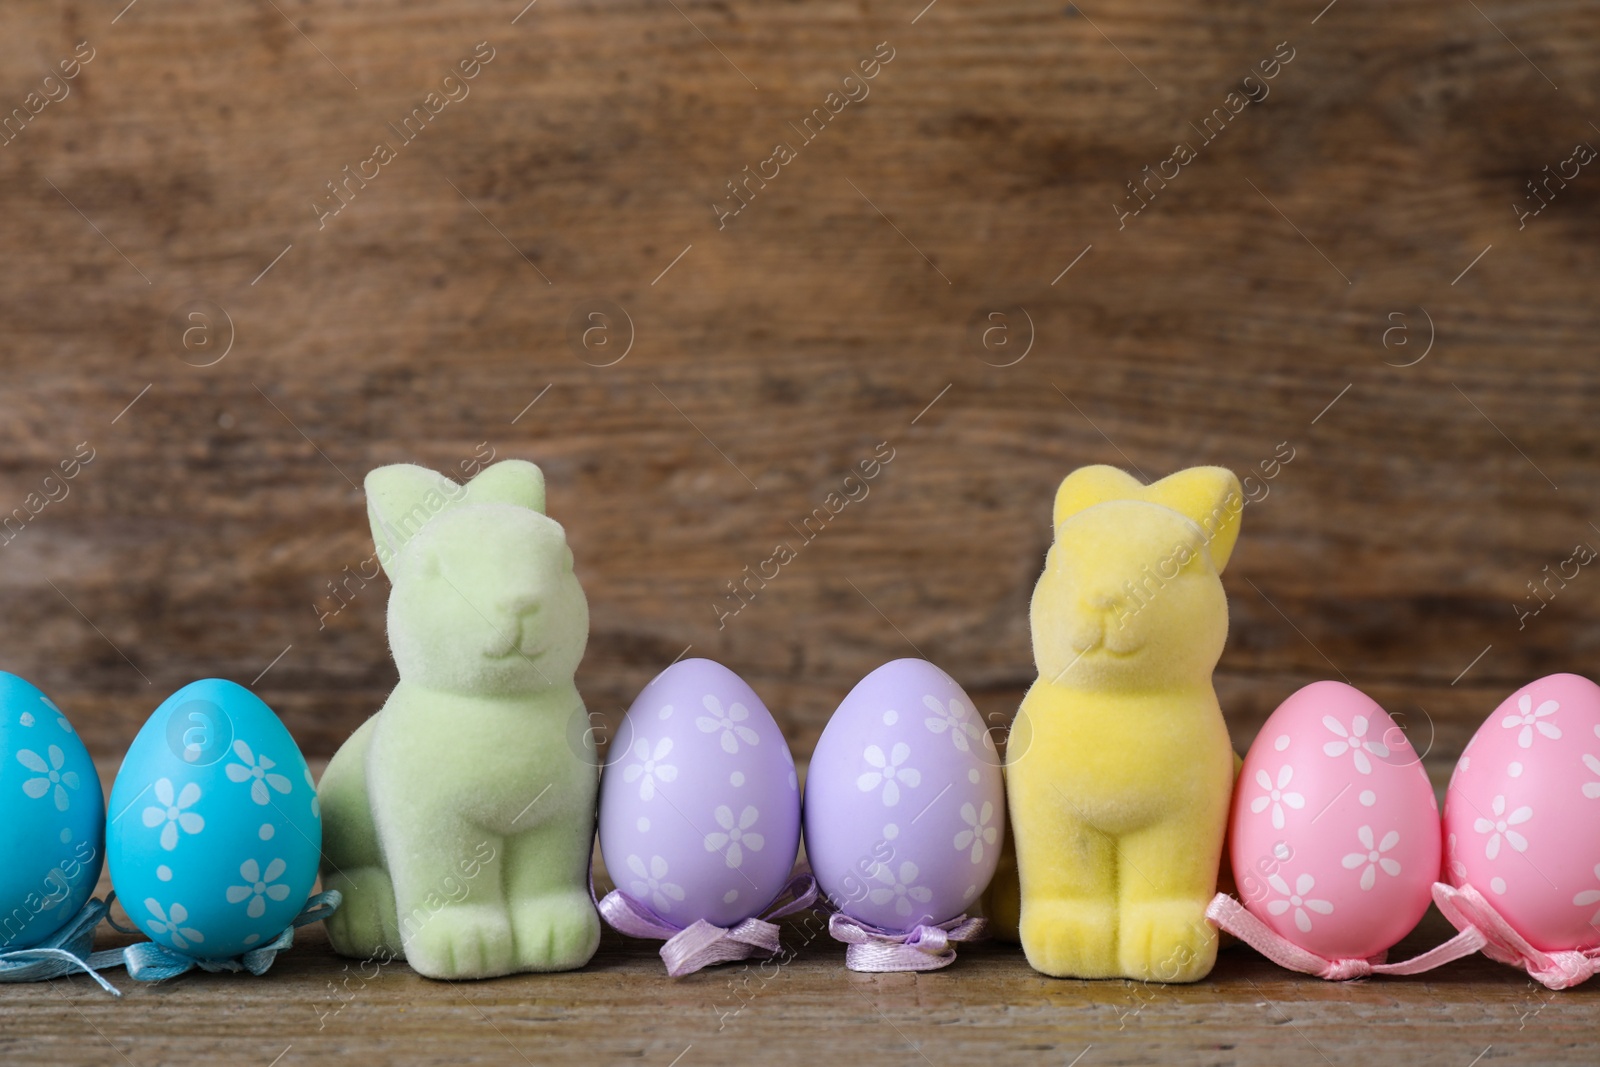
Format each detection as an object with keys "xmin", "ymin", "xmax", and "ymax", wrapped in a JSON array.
[{"xmin": 2, "ymin": 0, "xmax": 1598, "ymax": 787}]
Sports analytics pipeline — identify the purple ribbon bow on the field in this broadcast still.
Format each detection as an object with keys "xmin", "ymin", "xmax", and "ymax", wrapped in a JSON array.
[
  {"xmin": 827, "ymin": 913, "xmax": 987, "ymax": 972},
  {"xmin": 598, "ymin": 872, "xmax": 818, "ymax": 978}
]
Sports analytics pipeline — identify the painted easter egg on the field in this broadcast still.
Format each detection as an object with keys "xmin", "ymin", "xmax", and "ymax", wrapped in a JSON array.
[
  {"xmin": 1231, "ymin": 680, "xmax": 1439, "ymax": 961},
  {"xmin": 804, "ymin": 659, "xmax": 1004, "ymax": 932},
  {"xmin": 0, "ymin": 672, "xmax": 105, "ymax": 949},
  {"xmin": 1444, "ymin": 673, "xmax": 1600, "ymax": 953},
  {"xmin": 107, "ymin": 679, "xmax": 321, "ymax": 960},
  {"xmin": 598, "ymin": 659, "xmax": 801, "ymax": 928}
]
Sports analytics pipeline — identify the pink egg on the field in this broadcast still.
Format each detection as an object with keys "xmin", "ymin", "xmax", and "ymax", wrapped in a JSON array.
[
  {"xmin": 1443, "ymin": 673, "xmax": 1600, "ymax": 953},
  {"xmin": 1231, "ymin": 680, "xmax": 1440, "ymax": 961}
]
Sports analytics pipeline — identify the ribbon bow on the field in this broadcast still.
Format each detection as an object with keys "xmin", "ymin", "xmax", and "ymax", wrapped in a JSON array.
[
  {"xmin": 0, "ymin": 897, "xmax": 124, "ymax": 995},
  {"xmin": 827, "ymin": 913, "xmax": 986, "ymax": 972},
  {"xmin": 598, "ymin": 872, "xmax": 818, "ymax": 977},
  {"xmin": 115, "ymin": 891, "xmax": 343, "ymax": 983},
  {"xmin": 1433, "ymin": 881, "xmax": 1600, "ymax": 991},
  {"xmin": 1206, "ymin": 892, "xmax": 1486, "ymax": 981}
]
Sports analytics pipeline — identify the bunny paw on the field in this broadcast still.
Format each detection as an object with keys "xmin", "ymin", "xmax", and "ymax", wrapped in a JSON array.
[
  {"xmin": 510, "ymin": 891, "xmax": 601, "ymax": 972},
  {"xmin": 403, "ymin": 904, "xmax": 516, "ymax": 979},
  {"xmin": 324, "ymin": 866, "xmax": 400, "ymax": 962},
  {"xmin": 1118, "ymin": 899, "xmax": 1217, "ymax": 983},
  {"xmin": 1020, "ymin": 898, "xmax": 1119, "ymax": 978}
]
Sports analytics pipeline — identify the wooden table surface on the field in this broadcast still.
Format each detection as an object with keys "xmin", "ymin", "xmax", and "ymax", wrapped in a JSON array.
[{"xmin": 8, "ymin": 880, "xmax": 1597, "ymax": 1067}]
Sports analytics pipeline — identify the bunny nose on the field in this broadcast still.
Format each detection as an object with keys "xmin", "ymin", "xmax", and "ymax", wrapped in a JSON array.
[
  {"xmin": 501, "ymin": 596, "xmax": 540, "ymax": 618},
  {"xmin": 1086, "ymin": 592, "xmax": 1120, "ymax": 613},
  {"xmin": 1067, "ymin": 617, "xmax": 1104, "ymax": 653},
  {"xmin": 482, "ymin": 597, "xmax": 545, "ymax": 660}
]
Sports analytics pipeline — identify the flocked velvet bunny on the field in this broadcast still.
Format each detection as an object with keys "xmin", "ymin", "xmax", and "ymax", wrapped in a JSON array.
[
  {"xmin": 319, "ymin": 460, "xmax": 600, "ymax": 978},
  {"xmin": 1006, "ymin": 465, "xmax": 1242, "ymax": 981}
]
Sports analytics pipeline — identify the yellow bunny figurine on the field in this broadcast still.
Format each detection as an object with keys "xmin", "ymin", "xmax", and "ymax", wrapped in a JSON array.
[{"xmin": 1006, "ymin": 465, "xmax": 1242, "ymax": 981}]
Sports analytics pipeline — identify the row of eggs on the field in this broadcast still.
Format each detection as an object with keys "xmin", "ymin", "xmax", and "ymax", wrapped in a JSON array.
[
  {"xmin": 597, "ymin": 658, "xmax": 1006, "ymax": 935},
  {"xmin": 10, "ymin": 661, "xmax": 1598, "ymax": 968},
  {"xmin": 0, "ymin": 673, "xmax": 321, "ymax": 959},
  {"xmin": 1231, "ymin": 673, "xmax": 1600, "ymax": 961}
]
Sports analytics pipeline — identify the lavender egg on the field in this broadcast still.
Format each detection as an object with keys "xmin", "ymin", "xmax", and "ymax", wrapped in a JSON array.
[
  {"xmin": 805, "ymin": 659, "xmax": 1004, "ymax": 932},
  {"xmin": 599, "ymin": 659, "xmax": 800, "ymax": 928}
]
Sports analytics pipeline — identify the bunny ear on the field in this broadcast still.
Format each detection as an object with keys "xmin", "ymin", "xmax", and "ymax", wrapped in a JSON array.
[
  {"xmin": 1051, "ymin": 464, "xmax": 1244, "ymax": 572},
  {"xmin": 1051, "ymin": 465, "xmax": 1145, "ymax": 529},
  {"xmin": 366, "ymin": 463, "xmax": 464, "ymax": 573},
  {"xmin": 461, "ymin": 460, "xmax": 546, "ymax": 514},
  {"xmin": 1141, "ymin": 466, "xmax": 1244, "ymax": 572}
]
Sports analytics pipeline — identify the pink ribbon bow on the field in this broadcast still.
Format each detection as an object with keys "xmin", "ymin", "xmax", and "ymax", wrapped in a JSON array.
[
  {"xmin": 827, "ymin": 913, "xmax": 986, "ymax": 972},
  {"xmin": 1206, "ymin": 892, "xmax": 1486, "ymax": 980},
  {"xmin": 1433, "ymin": 881, "xmax": 1600, "ymax": 990},
  {"xmin": 598, "ymin": 872, "xmax": 818, "ymax": 978}
]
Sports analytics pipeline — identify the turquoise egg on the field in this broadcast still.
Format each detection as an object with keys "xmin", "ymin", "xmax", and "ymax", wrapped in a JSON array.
[
  {"xmin": 107, "ymin": 679, "xmax": 321, "ymax": 960},
  {"xmin": 0, "ymin": 672, "xmax": 105, "ymax": 949}
]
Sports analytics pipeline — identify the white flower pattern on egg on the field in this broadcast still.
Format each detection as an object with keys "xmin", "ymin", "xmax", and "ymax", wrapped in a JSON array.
[
  {"xmin": 953, "ymin": 801, "xmax": 997, "ymax": 864},
  {"xmin": 695, "ymin": 695, "xmax": 759, "ymax": 755},
  {"xmin": 1321, "ymin": 715, "xmax": 1390, "ymax": 775},
  {"xmin": 142, "ymin": 778, "xmax": 205, "ymax": 850},
  {"xmin": 1473, "ymin": 795, "xmax": 1532, "ymax": 860},
  {"xmin": 1501, "ymin": 693, "xmax": 1561, "ymax": 749},
  {"xmin": 1266, "ymin": 872, "xmax": 1333, "ymax": 933},
  {"xmin": 868, "ymin": 860, "xmax": 934, "ymax": 919},
  {"xmin": 1573, "ymin": 864, "xmax": 1600, "ymax": 925},
  {"xmin": 1341, "ymin": 826, "xmax": 1402, "ymax": 890},
  {"xmin": 226, "ymin": 858, "xmax": 292, "ymax": 919},
  {"xmin": 856, "ymin": 743, "xmax": 920, "ymax": 807},
  {"xmin": 923, "ymin": 694, "xmax": 982, "ymax": 753},
  {"xmin": 703, "ymin": 805, "xmax": 764, "ymax": 869},
  {"xmin": 17, "ymin": 746, "xmax": 79, "ymax": 812},
  {"xmin": 225, "ymin": 740, "xmax": 293, "ymax": 805},
  {"xmin": 1582, "ymin": 753, "xmax": 1600, "ymax": 800},
  {"xmin": 626, "ymin": 854, "xmax": 686, "ymax": 914},
  {"xmin": 144, "ymin": 899, "xmax": 204, "ymax": 950},
  {"xmin": 1249, "ymin": 765, "xmax": 1305, "ymax": 830},
  {"xmin": 623, "ymin": 737, "xmax": 679, "ymax": 801},
  {"xmin": 1446, "ymin": 832, "xmax": 1467, "ymax": 881}
]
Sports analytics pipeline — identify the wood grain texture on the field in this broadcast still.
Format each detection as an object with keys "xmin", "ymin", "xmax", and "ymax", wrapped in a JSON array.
[
  {"xmin": 1, "ymin": 0, "xmax": 1597, "ymax": 797},
  {"xmin": 15, "ymin": 912, "xmax": 1600, "ymax": 1067}
]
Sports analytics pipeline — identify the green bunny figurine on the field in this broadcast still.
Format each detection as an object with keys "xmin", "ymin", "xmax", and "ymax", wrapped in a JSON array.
[{"xmin": 319, "ymin": 460, "xmax": 601, "ymax": 978}]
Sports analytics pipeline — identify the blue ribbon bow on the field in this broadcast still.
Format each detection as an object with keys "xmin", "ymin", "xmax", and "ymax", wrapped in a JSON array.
[
  {"xmin": 0, "ymin": 897, "xmax": 123, "ymax": 995},
  {"xmin": 118, "ymin": 891, "xmax": 342, "ymax": 982},
  {"xmin": 0, "ymin": 890, "xmax": 341, "ymax": 994}
]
